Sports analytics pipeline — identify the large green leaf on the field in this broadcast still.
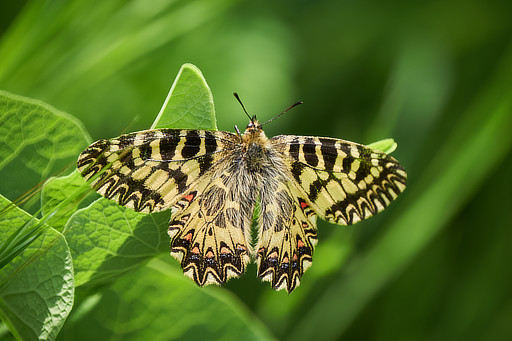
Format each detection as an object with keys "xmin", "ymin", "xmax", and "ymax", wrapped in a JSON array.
[
  {"xmin": 0, "ymin": 195, "xmax": 74, "ymax": 341},
  {"xmin": 0, "ymin": 90, "xmax": 90, "ymax": 208},
  {"xmin": 65, "ymin": 199, "xmax": 170, "ymax": 288},
  {"xmin": 60, "ymin": 258, "xmax": 275, "ymax": 340},
  {"xmin": 40, "ymin": 170, "xmax": 94, "ymax": 232}
]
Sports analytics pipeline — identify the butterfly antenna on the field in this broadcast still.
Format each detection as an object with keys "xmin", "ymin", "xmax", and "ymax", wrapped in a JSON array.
[
  {"xmin": 233, "ymin": 92, "xmax": 253, "ymax": 121},
  {"xmin": 262, "ymin": 101, "xmax": 303, "ymax": 126}
]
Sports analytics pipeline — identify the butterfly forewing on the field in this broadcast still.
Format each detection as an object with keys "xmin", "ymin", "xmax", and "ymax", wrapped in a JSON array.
[
  {"xmin": 271, "ymin": 135, "xmax": 407, "ymax": 225},
  {"xmin": 77, "ymin": 129, "xmax": 238, "ymax": 213}
]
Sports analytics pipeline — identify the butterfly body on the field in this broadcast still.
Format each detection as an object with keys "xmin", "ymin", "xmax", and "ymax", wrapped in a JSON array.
[{"xmin": 78, "ymin": 115, "xmax": 406, "ymax": 292}]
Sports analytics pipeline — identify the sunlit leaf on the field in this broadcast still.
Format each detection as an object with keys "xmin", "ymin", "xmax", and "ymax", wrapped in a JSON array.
[
  {"xmin": 61, "ymin": 259, "xmax": 275, "ymax": 341},
  {"xmin": 0, "ymin": 195, "xmax": 74, "ymax": 341},
  {"xmin": 0, "ymin": 90, "xmax": 90, "ymax": 207},
  {"xmin": 151, "ymin": 63, "xmax": 216, "ymax": 130}
]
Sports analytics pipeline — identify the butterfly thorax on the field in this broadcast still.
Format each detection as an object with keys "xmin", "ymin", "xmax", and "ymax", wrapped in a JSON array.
[{"xmin": 240, "ymin": 119, "xmax": 273, "ymax": 173}]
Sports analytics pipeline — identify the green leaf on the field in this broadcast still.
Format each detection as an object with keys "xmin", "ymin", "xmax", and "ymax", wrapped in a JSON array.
[
  {"xmin": 0, "ymin": 90, "xmax": 90, "ymax": 207},
  {"xmin": 0, "ymin": 195, "xmax": 74, "ymax": 341},
  {"xmin": 367, "ymin": 138, "xmax": 397, "ymax": 154},
  {"xmin": 40, "ymin": 170, "xmax": 95, "ymax": 232},
  {"xmin": 151, "ymin": 63, "xmax": 217, "ymax": 130},
  {"xmin": 62, "ymin": 258, "xmax": 275, "ymax": 341},
  {"xmin": 64, "ymin": 198, "xmax": 170, "ymax": 288}
]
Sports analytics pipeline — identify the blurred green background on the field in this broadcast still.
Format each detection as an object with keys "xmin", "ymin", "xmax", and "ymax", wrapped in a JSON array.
[{"xmin": 1, "ymin": 0, "xmax": 512, "ymax": 340}]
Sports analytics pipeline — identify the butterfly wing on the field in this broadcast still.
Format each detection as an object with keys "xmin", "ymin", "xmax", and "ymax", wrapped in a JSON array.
[
  {"xmin": 271, "ymin": 135, "xmax": 407, "ymax": 225},
  {"xmin": 256, "ymin": 180, "xmax": 318, "ymax": 292},
  {"xmin": 168, "ymin": 172, "xmax": 253, "ymax": 286},
  {"xmin": 77, "ymin": 129, "xmax": 238, "ymax": 213}
]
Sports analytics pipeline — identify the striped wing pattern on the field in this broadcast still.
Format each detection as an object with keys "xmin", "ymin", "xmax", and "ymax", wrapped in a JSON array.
[
  {"xmin": 271, "ymin": 135, "xmax": 407, "ymax": 225},
  {"xmin": 77, "ymin": 129, "xmax": 238, "ymax": 213}
]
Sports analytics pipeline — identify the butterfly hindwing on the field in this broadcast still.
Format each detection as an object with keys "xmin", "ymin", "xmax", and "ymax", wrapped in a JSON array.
[
  {"xmin": 168, "ymin": 169, "xmax": 253, "ymax": 286},
  {"xmin": 77, "ymin": 129, "xmax": 238, "ymax": 213},
  {"xmin": 256, "ymin": 181, "xmax": 318, "ymax": 292},
  {"xmin": 271, "ymin": 135, "xmax": 407, "ymax": 225}
]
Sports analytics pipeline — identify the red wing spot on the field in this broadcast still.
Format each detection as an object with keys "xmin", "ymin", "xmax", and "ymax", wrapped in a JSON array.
[
  {"xmin": 293, "ymin": 253, "xmax": 298, "ymax": 261},
  {"xmin": 183, "ymin": 194, "xmax": 195, "ymax": 202},
  {"xmin": 297, "ymin": 239, "xmax": 305, "ymax": 248},
  {"xmin": 183, "ymin": 232, "xmax": 193, "ymax": 242},
  {"xmin": 282, "ymin": 256, "xmax": 289, "ymax": 264},
  {"xmin": 191, "ymin": 246, "xmax": 200, "ymax": 254},
  {"xmin": 269, "ymin": 251, "xmax": 279, "ymax": 259},
  {"xmin": 302, "ymin": 222, "xmax": 308, "ymax": 228},
  {"xmin": 220, "ymin": 246, "xmax": 232, "ymax": 255},
  {"xmin": 206, "ymin": 250, "xmax": 215, "ymax": 258},
  {"xmin": 300, "ymin": 201, "xmax": 309, "ymax": 210},
  {"xmin": 236, "ymin": 244, "xmax": 247, "ymax": 254}
]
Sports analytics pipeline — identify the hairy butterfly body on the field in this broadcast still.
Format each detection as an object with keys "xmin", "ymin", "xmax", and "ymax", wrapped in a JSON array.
[{"xmin": 77, "ymin": 106, "xmax": 407, "ymax": 293}]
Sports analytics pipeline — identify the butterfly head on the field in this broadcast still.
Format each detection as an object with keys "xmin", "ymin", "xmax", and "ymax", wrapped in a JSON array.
[
  {"xmin": 242, "ymin": 116, "xmax": 267, "ymax": 144},
  {"xmin": 246, "ymin": 115, "xmax": 263, "ymax": 131},
  {"xmin": 233, "ymin": 92, "xmax": 302, "ymax": 143}
]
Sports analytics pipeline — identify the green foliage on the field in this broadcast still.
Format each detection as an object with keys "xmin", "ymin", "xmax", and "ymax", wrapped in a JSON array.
[
  {"xmin": 2, "ymin": 1, "xmax": 512, "ymax": 340},
  {"xmin": 0, "ymin": 91, "xmax": 90, "ymax": 210},
  {"xmin": 0, "ymin": 65, "xmax": 275, "ymax": 340},
  {"xmin": 289, "ymin": 46, "xmax": 512, "ymax": 339},
  {"xmin": 0, "ymin": 195, "xmax": 74, "ymax": 341},
  {"xmin": 40, "ymin": 171, "xmax": 93, "ymax": 231},
  {"xmin": 367, "ymin": 138, "xmax": 397, "ymax": 154},
  {"xmin": 0, "ymin": 90, "xmax": 89, "ymax": 278},
  {"xmin": 64, "ymin": 198, "xmax": 169, "ymax": 288},
  {"xmin": 151, "ymin": 63, "xmax": 217, "ymax": 130},
  {"xmin": 62, "ymin": 259, "xmax": 274, "ymax": 341}
]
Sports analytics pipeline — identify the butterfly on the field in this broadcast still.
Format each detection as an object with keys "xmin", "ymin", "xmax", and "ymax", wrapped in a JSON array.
[{"xmin": 77, "ymin": 94, "xmax": 407, "ymax": 293}]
